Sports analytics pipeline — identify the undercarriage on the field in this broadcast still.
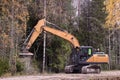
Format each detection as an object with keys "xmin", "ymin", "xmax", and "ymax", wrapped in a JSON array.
[{"xmin": 65, "ymin": 64, "xmax": 101, "ymax": 74}]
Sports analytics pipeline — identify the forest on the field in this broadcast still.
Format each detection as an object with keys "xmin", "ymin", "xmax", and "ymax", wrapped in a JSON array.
[{"xmin": 0, "ymin": 0, "xmax": 120, "ymax": 76}]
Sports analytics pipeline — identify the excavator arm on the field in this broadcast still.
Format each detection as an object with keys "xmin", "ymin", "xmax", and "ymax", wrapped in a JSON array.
[
  {"xmin": 44, "ymin": 26, "xmax": 80, "ymax": 48},
  {"xmin": 23, "ymin": 19, "xmax": 80, "ymax": 51}
]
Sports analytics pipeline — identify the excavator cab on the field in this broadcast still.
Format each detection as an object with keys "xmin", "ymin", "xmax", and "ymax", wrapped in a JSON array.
[
  {"xmin": 71, "ymin": 46, "xmax": 109, "ymax": 64},
  {"xmin": 79, "ymin": 46, "xmax": 93, "ymax": 61}
]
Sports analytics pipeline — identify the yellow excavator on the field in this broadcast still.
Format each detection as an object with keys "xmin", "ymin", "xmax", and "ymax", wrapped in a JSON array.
[{"xmin": 21, "ymin": 19, "xmax": 109, "ymax": 74}]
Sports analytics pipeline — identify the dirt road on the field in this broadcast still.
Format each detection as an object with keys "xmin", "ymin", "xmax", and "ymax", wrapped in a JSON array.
[{"xmin": 0, "ymin": 71, "xmax": 120, "ymax": 80}]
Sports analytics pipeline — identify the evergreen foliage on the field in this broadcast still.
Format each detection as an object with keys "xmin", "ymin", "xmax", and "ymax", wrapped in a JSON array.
[
  {"xmin": 76, "ymin": 0, "xmax": 107, "ymax": 49},
  {"xmin": 16, "ymin": 61, "xmax": 24, "ymax": 72},
  {"xmin": 0, "ymin": 59, "xmax": 9, "ymax": 76}
]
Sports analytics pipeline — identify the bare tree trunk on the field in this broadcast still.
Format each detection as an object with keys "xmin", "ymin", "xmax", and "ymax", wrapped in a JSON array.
[
  {"xmin": 118, "ymin": 30, "xmax": 120, "ymax": 65},
  {"xmin": 108, "ymin": 29, "xmax": 111, "ymax": 70},
  {"xmin": 10, "ymin": 0, "xmax": 16, "ymax": 75},
  {"xmin": 43, "ymin": 0, "xmax": 47, "ymax": 73}
]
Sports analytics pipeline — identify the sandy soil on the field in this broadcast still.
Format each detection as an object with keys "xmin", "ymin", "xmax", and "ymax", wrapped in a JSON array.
[{"xmin": 0, "ymin": 71, "xmax": 120, "ymax": 80}]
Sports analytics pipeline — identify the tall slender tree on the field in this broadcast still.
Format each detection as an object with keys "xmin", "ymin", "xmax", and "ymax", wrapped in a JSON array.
[
  {"xmin": 76, "ymin": 0, "xmax": 107, "ymax": 49},
  {"xmin": 105, "ymin": 0, "xmax": 120, "ymax": 69}
]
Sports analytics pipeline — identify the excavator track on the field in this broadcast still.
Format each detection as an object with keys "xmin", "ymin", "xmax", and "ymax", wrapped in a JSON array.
[
  {"xmin": 65, "ymin": 64, "xmax": 101, "ymax": 74},
  {"xmin": 64, "ymin": 65, "xmax": 74, "ymax": 73},
  {"xmin": 81, "ymin": 64, "xmax": 101, "ymax": 74}
]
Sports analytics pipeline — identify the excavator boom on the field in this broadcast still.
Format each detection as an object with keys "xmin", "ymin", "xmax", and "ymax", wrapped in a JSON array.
[{"xmin": 24, "ymin": 19, "xmax": 80, "ymax": 50}]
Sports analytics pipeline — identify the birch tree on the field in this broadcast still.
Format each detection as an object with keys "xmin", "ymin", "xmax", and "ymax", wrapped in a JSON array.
[{"xmin": 105, "ymin": 0, "xmax": 120, "ymax": 69}]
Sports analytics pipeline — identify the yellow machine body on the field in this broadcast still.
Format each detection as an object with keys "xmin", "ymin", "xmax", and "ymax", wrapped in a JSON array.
[{"xmin": 87, "ymin": 54, "xmax": 109, "ymax": 63}]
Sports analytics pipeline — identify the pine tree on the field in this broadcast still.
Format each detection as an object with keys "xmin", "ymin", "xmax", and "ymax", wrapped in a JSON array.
[{"xmin": 77, "ymin": 0, "xmax": 107, "ymax": 49}]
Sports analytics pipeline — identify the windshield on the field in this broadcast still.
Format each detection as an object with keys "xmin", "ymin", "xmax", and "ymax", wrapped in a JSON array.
[{"xmin": 81, "ymin": 48, "xmax": 92, "ymax": 56}]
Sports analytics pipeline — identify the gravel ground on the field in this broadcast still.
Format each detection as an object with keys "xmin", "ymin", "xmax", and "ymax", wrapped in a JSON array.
[{"xmin": 0, "ymin": 71, "xmax": 120, "ymax": 80}]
